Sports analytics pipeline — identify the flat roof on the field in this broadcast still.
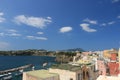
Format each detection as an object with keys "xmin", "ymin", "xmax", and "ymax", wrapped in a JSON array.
[
  {"xmin": 26, "ymin": 70, "xmax": 58, "ymax": 79},
  {"xmin": 51, "ymin": 64, "xmax": 81, "ymax": 72}
]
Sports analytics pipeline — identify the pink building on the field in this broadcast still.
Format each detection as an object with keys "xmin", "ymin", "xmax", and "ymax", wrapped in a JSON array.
[
  {"xmin": 82, "ymin": 52, "xmax": 90, "ymax": 56},
  {"xmin": 97, "ymin": 60, "xmax": 106, "ymax": 75}
]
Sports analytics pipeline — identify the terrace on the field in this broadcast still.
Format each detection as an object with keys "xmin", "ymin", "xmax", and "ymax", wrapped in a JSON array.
[{"xmin": 51, "ymin": 64, "xmax": 82, "ymax": 72}]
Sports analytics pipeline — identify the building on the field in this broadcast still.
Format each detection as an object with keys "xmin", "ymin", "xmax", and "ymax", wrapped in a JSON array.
[
  {"xmin": 96, "ymin": 48, "xmax": 120, "ymax": 80},
  {"xmin": 97, "ymin": 60, "xmax": 106, "ymax": 75},
  {"xmin": 23, "ymin": 64, "xmax": 83, "ymax": 80},
  {"xmin": 108, "ymin": 62, "xmax": 119, "ymax": 76},
  {"xmin": 23, "ymin": 70, "xmax": 59, "ymax": 80},
  {"xmin": 107, "ymin": 53, "xmax": 119, "ymax": 76},
  {"xmin": 23, "ymin": 63, "xmax": 97, "ymax": 80},
  {"xmin": 103, "ymin": 48, "xmax": 117, "ymax": 58}
]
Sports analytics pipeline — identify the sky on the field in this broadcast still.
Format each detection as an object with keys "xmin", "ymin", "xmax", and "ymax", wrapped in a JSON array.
[{"xmin": 0, "ymin": 0, "xmax": 120, "ymax": 51}]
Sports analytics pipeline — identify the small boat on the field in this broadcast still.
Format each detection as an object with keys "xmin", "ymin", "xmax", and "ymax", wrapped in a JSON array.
[
  {"xmin": 15, "ymin": 72, "xmax": 22, "ymax": 76},
  {"xmin": 0, "ymin": 74, "xmax": 4, "ymax": 78},
  {"xmin": 32, "ymin": 66, "xmax": 35, "ymax": 71},
  {"xmin": 15, "ymin": 69, "xmax": 23, "ymax": 76},
  {"xmin": 3, "ymin": 75, "xmax": 12, "ymax": 80},
  {"xmin": 1, "ymin": 73, "xmax": 12, "ymax": 80},
  {"xmin": 42, "ymin": 62, "xmax": 47, "ymax": 67}
]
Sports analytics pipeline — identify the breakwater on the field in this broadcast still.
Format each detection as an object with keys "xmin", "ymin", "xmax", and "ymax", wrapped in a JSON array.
[{"xmin": 0, "ymin": 64, "xmax": 33, "ymax": 74}]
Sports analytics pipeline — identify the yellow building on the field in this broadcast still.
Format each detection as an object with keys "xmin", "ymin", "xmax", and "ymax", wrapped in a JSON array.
[{"xmin": 103, "ymin": 48, "xmax": 117, "ymax": 58}]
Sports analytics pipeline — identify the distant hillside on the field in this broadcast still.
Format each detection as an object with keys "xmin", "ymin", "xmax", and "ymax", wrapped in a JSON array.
[{"xmin": 60, "ymin": 48, "xmax": 85, "ymax": 52}]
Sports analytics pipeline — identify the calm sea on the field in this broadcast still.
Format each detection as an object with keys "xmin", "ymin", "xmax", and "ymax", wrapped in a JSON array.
[{"xmin": 0, "ymin": 56, "xmax": 56, "ymax": 80}]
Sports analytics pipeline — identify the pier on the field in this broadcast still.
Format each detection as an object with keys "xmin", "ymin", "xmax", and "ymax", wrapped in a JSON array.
[{"xmin": 0, "ymin": 64, "xmax": 33, "ymax": 74}]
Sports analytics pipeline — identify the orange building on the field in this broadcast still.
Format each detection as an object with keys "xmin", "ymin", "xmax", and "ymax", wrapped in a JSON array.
[
  {"xmin": 108, "ymin": 53, "xmax": 119, "ymax": 76},
  {"xmin": 108, "ymin": 62, "xmax": 119, "ymax": 76}
]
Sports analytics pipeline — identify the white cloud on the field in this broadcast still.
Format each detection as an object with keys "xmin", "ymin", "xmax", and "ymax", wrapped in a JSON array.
[
  {"xmin": 112, "ymin": 0, "xmax": 120, "ymax": 3},
  {"xmin": 26, "ymin": 36, "xmax": 47, "ymax": 40},
  {"xmin": 80, "ymin": 23, "xmax": 97, "ymax": 32},
  {"xmin": 7, "ymin": 33, "xmax": 21, "ymax": 37},
  {"xmin": 37, "ymin": 32, "xmax": 44, "ymax": 35},
  {"xmin": 47, "ymin": 16, "xmax": 52, "ymax": 20},
  {"xmin": 6, "ymin": 29, "xmax": 21, "ymax": 37},
  {"xmin": 14, "ymin": 15, "xmax": 52, "ymax": 29},
  {"xmin": 100, "ymin": 21, "xmax": 115, "ymax": 26},
  {"xmin": 117, "ymin": 16, "xmax": 120, "ymax": 18},
  {"xmin": 101, "ymin": 23, "xmax": 107, "ymax": 26},
  {"xmin": 36, "ymin": 37, "xmax": 47, "ymax": 40},
  {"xmin": 26, "ymin": 36, "xmax": 35, "ymax": 40},
  {"xmin": 0, "ymin": 32, "xmax": 5, "ymax": 36},
  {"xmin": 7, "ymin": 29, "xmax": 18, "ymax": 33},
  {"xmin": 0, "ymin": 12, "xmax": 5, "ymax": 23},
  {"xmin": 0, "ymin": 13, "xmax": 4, "ymax": 16},
  {"xmin": 0, "ymin": 42, "xmax": 10, "ymax": 50},
  {"xmin": 108, "ymin": 21, "xmax": 115, "ymax": 25},
  {"xmin": 0, "ymin": 29, "xmax": 21, "ymax": 37},
  {"xmin": 83, "ymin": 18, "xmax": 97, "ymax": 24},
  {"xmin": 60, "ymin": 26, "xmax": 72, "ymax": 33}
]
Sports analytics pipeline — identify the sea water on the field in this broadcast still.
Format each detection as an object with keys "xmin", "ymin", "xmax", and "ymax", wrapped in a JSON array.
[{"xmin": 0, "ymin": 56, "xmax": 56, "ymax": 80}]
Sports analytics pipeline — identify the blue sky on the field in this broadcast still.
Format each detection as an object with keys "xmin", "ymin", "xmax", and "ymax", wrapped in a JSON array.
[{"xmin": 0, "ymin": 0, "xmax": 120, "ymax": 51}]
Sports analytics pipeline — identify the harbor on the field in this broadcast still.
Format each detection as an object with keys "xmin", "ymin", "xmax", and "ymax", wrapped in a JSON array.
[
  {"xmin": 0, "ymin": 56, "xmax": 56, "ymax": 80},
  {"xmin": 0, "ymin": 64, "xmax": 34, "ymax": 80},
  {"xmin": 0, "ymin": 64, "xmax": 33, "ymax": 74}
]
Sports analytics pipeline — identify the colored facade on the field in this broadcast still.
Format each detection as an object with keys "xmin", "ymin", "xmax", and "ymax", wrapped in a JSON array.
[
  {"xmin": 97, "ymin": 60, "xmax": 106, "ymax": 75},
  {"xmin": 107, "ymin": 53, "xmax": 119, "ymax": 76},
  {"xmin": 108, "ymin": 62, "xmax": 119, "ymax": 76},
  {"xmin": 110, "ymin": 53, "xmax": 117, "ymax": 61},
  {"xmin": 103, "ymin": 49, "xmax": 117, "ymax": 58},
  {"xmin": 96, "ymin": 48, "xmax": 120, "ymax": 80},
  {"xmin": 82, "ymin": 52, "xmax": 90, "ymax": 56}
]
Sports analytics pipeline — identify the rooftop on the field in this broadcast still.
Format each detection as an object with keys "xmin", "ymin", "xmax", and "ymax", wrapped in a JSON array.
[
  {"xmin": 51, "ymin": 64, "xmax": 82, "ymax": 72},
  {"xmin": 26, "ymin": 70, "xmax": 58, "ymax": 79}
]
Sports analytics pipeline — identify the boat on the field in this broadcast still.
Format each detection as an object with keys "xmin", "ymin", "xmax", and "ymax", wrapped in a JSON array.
[
  {"xmin": 0, "ymin": 73, "xmax": 12, "ymax": 80},
  {"xmin": 15, "ymin": 72, "xmax": 22, "ymax": 76},
  {"xmin": 2, "ymin": 75, "xmax": 12, "ymax": 80},
  {"xmin": 42, "ymin": 62, "xmax": 47, "ymax": 67},
  {"xmin": 15, "ymin": 69, "xmax": 23, "ymax": 76},
  {"xmin": 0, "ymin": 74, "xmax": 4, "ymax": 78}
]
